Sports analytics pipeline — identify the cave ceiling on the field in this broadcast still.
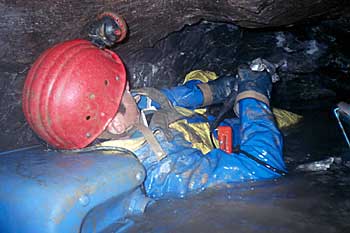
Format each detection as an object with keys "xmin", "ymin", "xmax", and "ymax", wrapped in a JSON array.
[{"xmin": 1, "ymin": 0, "xmax": 350, "ymax": 64}]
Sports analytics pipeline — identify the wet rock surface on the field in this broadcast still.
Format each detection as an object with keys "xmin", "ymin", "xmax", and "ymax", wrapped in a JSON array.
[{"xmin": 119, "ymin": 176, "xmax": 350, "ymax": 233}]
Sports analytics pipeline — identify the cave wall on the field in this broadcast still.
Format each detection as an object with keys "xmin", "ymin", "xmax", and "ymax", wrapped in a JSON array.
[
  {"xmin": 125, "ymin": 20, "xmax": 350, "ymax": 106},
  {"xmin": 0, "ymin": 0, "xmax": 350, "ymax": 150}
]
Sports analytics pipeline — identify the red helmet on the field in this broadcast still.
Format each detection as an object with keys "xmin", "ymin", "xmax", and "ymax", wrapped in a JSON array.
[{"xmin": 22, "ymin": 39, "xmax": 126, "ymax": 149}]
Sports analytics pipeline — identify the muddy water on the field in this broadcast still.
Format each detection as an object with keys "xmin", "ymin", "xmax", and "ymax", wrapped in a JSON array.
[{"xmin": 109, "ymin": 109, "xmax": 350, "ymax": 233}]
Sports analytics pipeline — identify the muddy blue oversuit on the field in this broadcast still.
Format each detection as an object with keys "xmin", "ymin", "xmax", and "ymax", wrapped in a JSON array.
[{"xmin": 99, "ymin": 68, "xmax": 287, "ymax": 199}]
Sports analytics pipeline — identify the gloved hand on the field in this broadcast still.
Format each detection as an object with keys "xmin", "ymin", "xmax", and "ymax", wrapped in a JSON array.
[
  {"xmin": 88, "ymin": 12, "xmax": 127, "ymax": 48},
  {"xmin": 234, "ymin": 65, "xmax": 272, "ymax": 115},
  {"xmin": 197, "ymin": 74, "xmax": 238, "ymax": 106}
]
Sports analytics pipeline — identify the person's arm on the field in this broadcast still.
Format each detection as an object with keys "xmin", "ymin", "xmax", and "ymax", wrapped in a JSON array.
[
  {"xmin": 201, "ymin": 98, "xmax": 285, "ymax": 187},
  {"xmin": 206, "ymin": 67, "xmax": 286, "ymax": 184},
  {"xmin": 231, "ymin": 67, "xmax": 286, "ymax": 177},
  {"xmin": 160, "ymin": 80, "xmax": 204, "ymax": 110},
  {"xmin": 161, "ymin": 74, "xmax": 237, "ymax": 110},
  {"xmin": 238, "ymin": 98, "xmax": 286, "ymax": 176}
]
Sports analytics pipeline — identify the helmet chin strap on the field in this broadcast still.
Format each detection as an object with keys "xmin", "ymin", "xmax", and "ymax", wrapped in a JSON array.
[{"xmin": 97, "ymin": 117, "xmax": 167, "ymax": 161}]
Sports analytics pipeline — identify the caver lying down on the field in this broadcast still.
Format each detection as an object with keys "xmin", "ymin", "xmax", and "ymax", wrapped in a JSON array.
[
  {"xmin": 23, "ymin": 37, "xmax": 287, "ymax": 197},
  {"xmin": 0, "ymin": 13, "xmax": 293, "ymax": 233}
]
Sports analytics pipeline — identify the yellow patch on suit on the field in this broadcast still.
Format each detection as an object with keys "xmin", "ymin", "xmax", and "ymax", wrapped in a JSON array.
[
  {"xmin": 183, "ymin": 70, "xmax": 218, "ymax": 84},
  {"xmin": 272, "ymin": 108, "xmax": 303, "ymax": 129},
  {"xmin": 169, "ymin": 119, "xmax": 215, "ymax": 155}
]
